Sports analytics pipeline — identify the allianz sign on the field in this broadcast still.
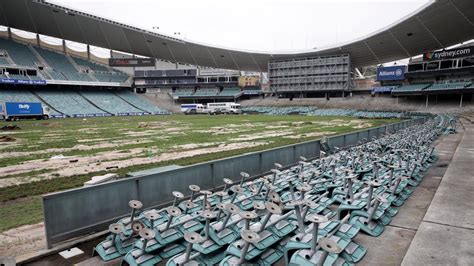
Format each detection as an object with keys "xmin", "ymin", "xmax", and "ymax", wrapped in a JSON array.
[{"xmin": 376, "ymin": 66, "xmax": 406, "ymax": 81}]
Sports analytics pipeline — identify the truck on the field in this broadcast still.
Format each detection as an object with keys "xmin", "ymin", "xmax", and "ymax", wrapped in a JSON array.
[
  {"xmin": 1, "ymin": 101, "xmax": 50, "ymax": 121},
  {"xmin": 181, "ymin": 102, "xmax": 241, "ymax": 115},
  {"xmin": 206, "ymin": 102, "xmax": 242, "ymax": 114}
]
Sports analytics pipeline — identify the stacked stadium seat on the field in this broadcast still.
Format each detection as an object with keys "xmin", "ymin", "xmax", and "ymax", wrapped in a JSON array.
[
  {"xmin": 114, "ymin": 90, "xmax": 170, "ymax": 114},
  {"xmin": 79, "ymin": 89, "xmax": 145, "ymax": 115},
  {"xmin": 94, "ymin": 115, "xmax": 447, "ymax": 265}
]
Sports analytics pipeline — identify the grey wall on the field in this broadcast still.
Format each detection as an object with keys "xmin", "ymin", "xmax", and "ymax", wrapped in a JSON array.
[{"xmin": 42, "ymin": 118, "xmax": 425, "ymax": 248}]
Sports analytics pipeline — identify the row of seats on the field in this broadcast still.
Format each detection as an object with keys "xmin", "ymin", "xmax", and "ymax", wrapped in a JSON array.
[
  {"xmin": 0, "ymin": 37, "xmax": 39, "ymax": 67},
  {"xmin": 34, "ymin": 46, "xmax": 92, "ymax": 82},
  {"xmin": 35, "ymin": 89, "xmax": 106, "ymax": 116},
  {"xmin": 193, "ymin": 88, "xmax": 220, "ymax": 97},
  {"xmin": 386, "ymin": 82, "xmax": 473, "ymax": 94},
  {"xmin": 391, "ymin": 84, "xmax": 431, "ymax": 93},
  {"xmin": 79, "ymin": 89, "xmax": 144, "ymax": 114},
  {"xmin": 114, "ymin": 90, "xmax": 169, "ymax": 114},
  {"xmin": 0, "ymin": 88, "xmax": 61, "ymax": 115},
  {"xmin": 424, "ymin": 82, "xmax": 471, "ymax": 91},
  {"xmin": 0, "ymin": 87, "xmax": 169, "ymax": 117},
  {"xmin": 0, "ymin": 37, "xmax": 129, "ymax": 83},
  {"xmin": 170, "ymin": 87, "xmax": 244, "ymax": 98},
  {"xmin": 242, "ymin": 106, "xmax": 405, "ymax": 118}
]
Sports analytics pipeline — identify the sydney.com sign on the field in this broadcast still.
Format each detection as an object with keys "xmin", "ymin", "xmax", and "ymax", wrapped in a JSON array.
[
  {"xmin": 376, "ymin": 66, "xmax": 406, "ymax": 81},
  {"xmin": 423, "ymin": 46, "xmax": 473, "ymax": 61}
]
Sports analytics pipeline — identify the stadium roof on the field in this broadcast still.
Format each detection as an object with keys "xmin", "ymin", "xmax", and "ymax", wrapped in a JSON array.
[{"xmin": 0, "ymin": 0, "xmax": 473, "ymax": 71}]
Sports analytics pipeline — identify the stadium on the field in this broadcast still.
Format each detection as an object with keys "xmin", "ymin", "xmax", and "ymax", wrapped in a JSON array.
[{"xmin": 0, "ymin": 0, "xmax": 473, "ymax": 265}]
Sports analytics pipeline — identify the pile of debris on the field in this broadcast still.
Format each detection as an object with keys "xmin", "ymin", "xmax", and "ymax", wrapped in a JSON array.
[
  {"xmin": 1, "ymin": 124, "xmax": 21, "ymax": 131},
  {"xmin": 0, "ymin": 135, "xmax": 16, "ymax": 142}
]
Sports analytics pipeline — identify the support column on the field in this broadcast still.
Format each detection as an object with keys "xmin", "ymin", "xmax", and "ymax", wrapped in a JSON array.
[
  {"xmin": 36, "ymin": 34, "xmax": 41, "ymax": 47},
  {"xmin": 7, "ymin": 27, "xmax": 12, "ymax": 40},
  {"xmin": 396, "ymin": 96, "xmax": 399, "ymax": 105},
  {"xmin": 62, "ymin": 40, "xmax": 67, "ymax": 54},
  {"xmin": 110, "ymin": 49, "xmax": 113, "ymax": 58},
  {"xmin": 460, "ymin": 93, "xmax": 463, "ymax": 108},
  {"xmin": 87, "ymin": 45, "xmax": 90, "ymax": 60},
  {"xmin": 425, "ymin": 95, "xmax": 429, "ymax": 109}
]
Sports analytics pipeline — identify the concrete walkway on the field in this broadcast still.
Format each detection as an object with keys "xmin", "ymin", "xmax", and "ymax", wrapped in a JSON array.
[
  {"xmin": 357, "ymin": 121, "xmax": 464, "ymax": 265},
  {"xmin": 402, "ymin": 119, "xmax": 474, "ymax": 265}
]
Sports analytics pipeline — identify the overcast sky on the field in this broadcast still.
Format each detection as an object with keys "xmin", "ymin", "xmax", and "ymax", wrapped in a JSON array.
[{"xmin": 49, "ymin": 0, "xmax": 430, "ymax": 53}]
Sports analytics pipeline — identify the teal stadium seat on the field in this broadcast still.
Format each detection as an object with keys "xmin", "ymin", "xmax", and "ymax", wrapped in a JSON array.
[
  {"xmin": 219, "ymin": 87, "xmax": 242, "ymax": 97},
  {"xmin": 115, "ymin": 90, "xmax": 170, "ymax": 114},
  {"xmin": 0, "ymin": 88, "xmax": 61, "ymax": 116},
  {"xmin": 34, "ymin": 89, "xmax": 107, "ymax": 116},
  {"xmin": 79, "ymin": 89, "xmax": 145, "ymax": 114},
  {"xmin": 0, "ymin": 38, "xmax": 40, "ymax": 67}
]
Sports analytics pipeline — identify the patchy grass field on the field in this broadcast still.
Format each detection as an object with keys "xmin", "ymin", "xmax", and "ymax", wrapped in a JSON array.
[{"xmin": 0, "ymin": 114, "xmax": 398, "ymax": 231}]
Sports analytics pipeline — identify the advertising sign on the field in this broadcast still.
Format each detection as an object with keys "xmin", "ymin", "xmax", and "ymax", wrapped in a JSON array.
[
  {"xmin": 0, "ymin": 78, "xmax": 46, "ymax": 85},
  {"xmin": 5, "ymin": 102, "xmax": 43, "ymax": 116},
  {"xmin": 376, "ymin": 66, "xmax": 406, "ymax": 81},
  {"xmin": 423, "ymin": 46, "xmax": 473, "ymax": 61},
  {"xmin": 109, "ymin": 58, "xmax": 155, "ymax": 67}
]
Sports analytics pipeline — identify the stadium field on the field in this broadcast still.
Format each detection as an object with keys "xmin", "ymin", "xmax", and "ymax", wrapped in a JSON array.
[{"xmin": 0, "ymin": 114, "xmax": 398, "ymax": 232}]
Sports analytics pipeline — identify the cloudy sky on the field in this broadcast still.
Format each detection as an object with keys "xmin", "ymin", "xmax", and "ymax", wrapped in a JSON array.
[{"xmin": 49, "ymin": 0, "xmax": 429, "ymax": 53}]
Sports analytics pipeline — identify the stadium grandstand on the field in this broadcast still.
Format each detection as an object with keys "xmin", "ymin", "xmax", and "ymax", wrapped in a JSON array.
[{"xmin": 0, "ymin": 0, "xmax": 474, "ymax": 265}]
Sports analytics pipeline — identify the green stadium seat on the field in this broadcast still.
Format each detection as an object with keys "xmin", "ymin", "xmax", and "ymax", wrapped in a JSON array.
[
  {"xmin": 79, "ymin": 89, "xmax": 145, "ymax": 114},
  {"xmin": 115, "ymin": 90, "xmax": 170, "ymax": 114}
]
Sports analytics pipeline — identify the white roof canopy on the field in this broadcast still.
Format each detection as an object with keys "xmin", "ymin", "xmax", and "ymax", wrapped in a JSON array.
[{"xmin": 0, "ymin": 0, "xmax": 473, "ymax": 71}]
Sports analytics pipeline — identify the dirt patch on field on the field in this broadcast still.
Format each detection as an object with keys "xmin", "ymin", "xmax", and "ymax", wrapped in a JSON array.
[
  {"xmin": 266, "ymin": 125, "xmax": 290, "ymax": 129},
  {"xmin": 283, "ymin": 131, "xmax": 336, "ymax": 139},
  {"xmin": 77, "ymin": 127, "xmax": 100, "ymax": 133},
  {"xmin": 194, "ymin": 127, "xmax": 242, "ymax": 135},
  {"xmin": 0, "ymin": 139, "xmax": 154, "ymax": 160},
  {"xmin": 171, "ymin": 142, "xmax": 222, "ymax": 150},
  {"xmin": 0, "ymin": 135, "xmax": 16, "ymax": 142},
  {"xmin": 122, "ymin": 130, "xmax": 162, "ymax": 137},
  {"xmin": 310, "ymin": 119, "xmax": 373, "ymax": 129},
  {"xmin": 0, "ymin": 141, "xmax": 269, "ymax": 187},
  {"xmin": 232, "ymin": 130, "xmax": 294, "ymax": 141},
  {"xmin": 0, "ymin": 222, "xmax": 46, "ymax": 259},
  {"xmin": 137, "ymin": 121, "xmax": 180, "ymax": 129}
]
